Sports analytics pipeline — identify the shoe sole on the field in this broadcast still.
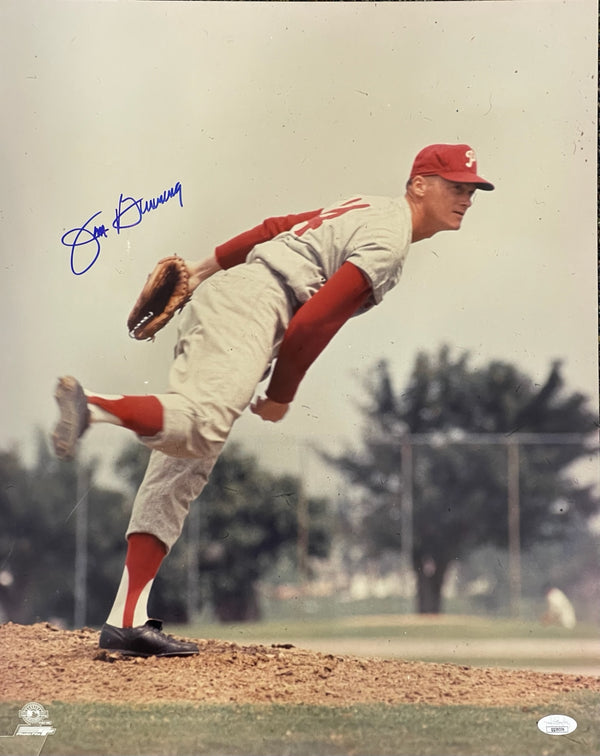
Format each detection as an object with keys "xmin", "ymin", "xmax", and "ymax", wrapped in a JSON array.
[
  {"xmin": 52, "ymin": 376, "xmax": 89, "ymax": 460},
  {"xmin": 99, "ymin": 645, "xmax": 199, "ymax": 658}
]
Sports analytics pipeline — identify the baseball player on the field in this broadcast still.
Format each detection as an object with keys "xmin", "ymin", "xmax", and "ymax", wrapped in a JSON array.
[
  {"xmin": 542, "ymin": 585, "xmax": 577, "ymax": 629},
  {"xmin": 53, "ymin": 144, "xmax": 494, "ymax": 656}
]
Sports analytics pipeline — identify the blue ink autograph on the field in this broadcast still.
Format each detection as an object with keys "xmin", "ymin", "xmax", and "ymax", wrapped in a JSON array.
[{"xmin": 61, "ymin": 181, "xmax": 183, "ymax": 275}]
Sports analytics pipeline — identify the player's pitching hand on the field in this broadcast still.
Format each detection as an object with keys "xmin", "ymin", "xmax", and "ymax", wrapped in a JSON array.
[{"xmin": 250, "ymin": 397, "xmax": 290, "ymax": 422}]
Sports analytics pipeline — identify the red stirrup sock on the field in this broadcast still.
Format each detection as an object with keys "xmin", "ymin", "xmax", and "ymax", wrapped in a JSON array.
[
  {"xmin": 106, "ymin": 533, "xmax": 168, "ymax": 628},
  {"xmin": 87, "ymin": 394, "xmax": 164, "ymax": 437}
]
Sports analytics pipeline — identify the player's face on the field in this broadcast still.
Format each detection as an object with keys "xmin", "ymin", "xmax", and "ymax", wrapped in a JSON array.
[{"xmin": 423, "ymin": 177, "xmax": 477, "ymax": 232}]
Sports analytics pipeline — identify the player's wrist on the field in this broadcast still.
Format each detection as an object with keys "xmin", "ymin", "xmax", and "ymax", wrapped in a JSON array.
[
  {"xmin": 250, "ymin": 396, "xmax": 290, "ymax": 422},
  {"xmin": 186, "ymin": 256, "xmax": 221, "ymax": 291}
]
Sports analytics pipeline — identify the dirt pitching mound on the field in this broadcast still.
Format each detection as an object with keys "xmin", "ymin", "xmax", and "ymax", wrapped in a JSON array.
[{"xmin": 2, "ymin": 622, "xmax": 598, "ymax": 708}]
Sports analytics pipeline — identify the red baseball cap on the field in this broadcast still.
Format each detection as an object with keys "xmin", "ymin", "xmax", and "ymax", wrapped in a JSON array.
[{"xmin": 410, "ymin": 144, "xmax": 494, "ymax": 191}]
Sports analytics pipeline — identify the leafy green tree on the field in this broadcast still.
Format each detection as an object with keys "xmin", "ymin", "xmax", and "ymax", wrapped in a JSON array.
[
  {"xmin": 115, "ymin": 442, "xmax": 332, "ymax": 622},
  {"xmin": 0, "ymin": 431, "xmax": 129, "ymax": 626},
  {"xmin": 0, "ymin": 446, "xmax": 35, "ymax": 623},
  {"xmin": 1, "ymin": 432, "xmax": 331, "ymax": 627},
  {"xmin": 326, "ymin": 346, "xmax": 599, "ymax": 614}
]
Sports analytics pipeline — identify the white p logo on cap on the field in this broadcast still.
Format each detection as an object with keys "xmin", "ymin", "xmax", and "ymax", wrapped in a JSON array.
[{"xmin": 465, "ymin": 149, "xmax": 476, "ymax": 168}]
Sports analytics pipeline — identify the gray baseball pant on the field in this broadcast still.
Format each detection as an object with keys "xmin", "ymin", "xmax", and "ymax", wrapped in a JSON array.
[{"xmin": 126, "ymin": 261, "xmax": 294, "ymax": 552}]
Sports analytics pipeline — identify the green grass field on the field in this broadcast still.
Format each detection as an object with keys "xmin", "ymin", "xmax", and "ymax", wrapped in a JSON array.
[
  {"xmin": 180, "ymin": 613, "xmax": 600, "ymax": 642},
  {"xmin": 1, "ymin": 693, "xmax": 598, "ymax": 756},
  {"xmin": 173, "ymin": 612, "xmax": 600, "ymax": 672}
]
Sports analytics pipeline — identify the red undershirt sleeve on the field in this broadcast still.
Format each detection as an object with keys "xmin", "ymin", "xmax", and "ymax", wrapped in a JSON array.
[
  {"xmin": 215, "ymin": 210, "xmax": 322, "ymax": 269},
  {"xmin": 266, "ymin": 262, "xmax": 373, "ymax": 404}
]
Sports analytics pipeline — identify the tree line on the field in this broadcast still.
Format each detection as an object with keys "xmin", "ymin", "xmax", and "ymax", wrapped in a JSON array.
[
  {"xmin": 1, "ymin": 346, "xmax": 598, "ymax": 626},
  {"xmin": 325, "ymin": 347, "xmax": 599, "ymax": 616}
]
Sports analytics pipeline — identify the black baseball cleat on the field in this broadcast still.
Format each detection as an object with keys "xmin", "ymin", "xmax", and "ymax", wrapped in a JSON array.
[
  {"xmin": 52, "ymin": 376, "xmax": 90, "ymax": 460},
  {"xmin": 98, "ymin": 619, "xmax": 200, "ymax": 657}
]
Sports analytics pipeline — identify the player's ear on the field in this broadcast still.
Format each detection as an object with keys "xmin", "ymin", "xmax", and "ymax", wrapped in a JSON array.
[{"xmin": 407, "ymin": 175, "xmax": 428, "ymax": 198}]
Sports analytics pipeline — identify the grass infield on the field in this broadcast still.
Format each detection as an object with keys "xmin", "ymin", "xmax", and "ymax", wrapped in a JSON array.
[
  {"xmin": 180, "ymin": 613, "xmax": 600, "ymax": 642},
  {"xmin": 1, "ymin": 693, "xmax": 598, "ymax": 756},
  {"xmin": 176, "ymin": 614, "xmax": 599, "ymax": 672}
]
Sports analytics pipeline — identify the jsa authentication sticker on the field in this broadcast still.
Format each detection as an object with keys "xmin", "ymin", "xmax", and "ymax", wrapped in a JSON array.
[{"xmin": 537, "ymin": 714, "xmax": 577, "ymax": 736}]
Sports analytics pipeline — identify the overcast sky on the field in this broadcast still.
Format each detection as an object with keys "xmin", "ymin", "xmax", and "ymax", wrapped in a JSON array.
[{"xmin": 1, "ymin": 0, "xmax": 597, "ymax": 494}]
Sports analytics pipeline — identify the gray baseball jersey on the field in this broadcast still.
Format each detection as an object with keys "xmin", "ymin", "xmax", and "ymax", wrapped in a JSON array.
[{"xmin": 246, "ymin": 195, "xmax": 413, "ymax": 306}]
